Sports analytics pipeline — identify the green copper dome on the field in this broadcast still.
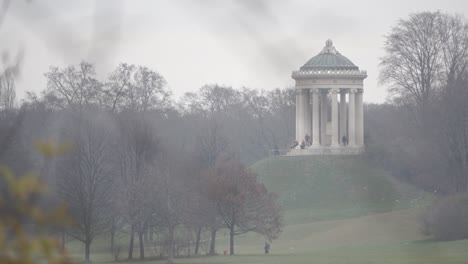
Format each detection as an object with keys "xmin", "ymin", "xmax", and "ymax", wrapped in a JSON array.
[{"xmin": 300, "ymin": 39, "xmax": 358, "ymax": 71}]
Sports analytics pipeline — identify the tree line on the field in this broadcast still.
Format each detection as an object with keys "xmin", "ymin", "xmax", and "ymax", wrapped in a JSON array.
[
  {"xmin": 0, "ymin": 61, "xmax": 287, "ymax": 262},
  {"xmin": 370, "ymin": 11, "xmax": 468, "ymax": 194},
  {"xmin": 369, "ymin": 11, "xmax": 468, "ymax": 240}
]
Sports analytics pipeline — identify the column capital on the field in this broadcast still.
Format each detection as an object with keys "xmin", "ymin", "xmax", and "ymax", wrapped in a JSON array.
[
  {"xmin": 357, "ymin": 88, "xmax": 364, "ymax": 94},
  {"xmin": 295, "ymin": 89, "xmax": 307, "ymax": 95},
  {"xmin": 311, "ymin": 88, "xmax": 320, "ymax": 94},
  {"xmin": 349, "ymin": 88, "xmax": 358, "ymax": 94},
  {"xmin": 329, "ymin": 88, "xmax": 340, "ymax": 95},
  {"xmin": 300, "ymin": 88, "xmax": 309, "ymax": 95}
]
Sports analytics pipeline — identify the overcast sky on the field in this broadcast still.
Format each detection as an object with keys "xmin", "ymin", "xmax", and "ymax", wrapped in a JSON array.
[{"xmin": 1, "ymin": 0, "xmax": 467, "ymax": 103}]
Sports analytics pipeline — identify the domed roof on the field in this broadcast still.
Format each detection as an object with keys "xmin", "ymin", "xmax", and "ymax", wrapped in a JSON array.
[{"xmin": 300, "ymin": 39, "xmax": 358, "ymax": 71}]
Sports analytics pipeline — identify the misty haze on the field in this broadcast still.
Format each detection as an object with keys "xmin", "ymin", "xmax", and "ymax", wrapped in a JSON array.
[{"xmin": 1, "ymin": 1, "xmax": 468, "ymax": 264}]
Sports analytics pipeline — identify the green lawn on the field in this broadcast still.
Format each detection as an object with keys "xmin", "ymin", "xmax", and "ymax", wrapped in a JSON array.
[
  {"xmin": 167, "ymin": 238, "xmax": 468, "ymax": 264},
  {"xmin": 83, "ymin": 238, "xmax": 468, "ymax": 264},
  {"xmin": 67, "ymin": 156, "xmax": 467, "ymax": 264},
  {"xmin": 252, "ymin": 155, "xmax": 431, "ymax": 224}
]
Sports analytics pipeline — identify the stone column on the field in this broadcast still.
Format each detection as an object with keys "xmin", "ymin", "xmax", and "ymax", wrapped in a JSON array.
[
  {"xmin": 348, "ymin": 89, "xmax": 356, "ymax": 146},
  {"xmin": 295, "ymin": 89, "xmax": 300, "ymax": 141},
  {"xmin": 330, "ymin": 89, "xmax": 339, "ymax": 147},
  {"xmin": 356, "ymin": 89, "xmax": 364, "ymax": 146},
  {"xmin": 302, "ymin": 89, "xmax": 311, "ymax": 144},
  {"xmin": 320, "ymin": 91, "xmax": 327, "ymax": 145},
  {"xmin": 311, "ymin": 89, "xmax": 320, "ymax": 147},
  {"xmin": 339, "ymin": 90, "xmax": 347, "ymax": 145}
]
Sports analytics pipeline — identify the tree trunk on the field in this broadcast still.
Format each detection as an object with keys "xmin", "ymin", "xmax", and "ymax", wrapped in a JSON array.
[
  {"xmin": 61, "ymin": 231, "xmax": 65, "ymax": 252},
  {"xmin": 168, "ymin": 226, "xmax": 175, "ymax": 264},
  {"xmin": 229, "ymin": 224, "xmax": 234, "ymax": 255},
  {"xmin": 128, "ymin": 225, "xmax": 135, "ymax": 259},
  {"xmin": 209, "ymin": 229, "xmax": 216, "ymax": 255},
  {"xmin": 85, "ymin": 241, "xmax": 91, "ymax": 262},
  {"xmin": 194, "ymin": 227, "xmax": 202, "ymax": 255},
  {"xmin": 138, "ymin": 232, "xmax": 145, "ymax": 260},
  {"xmin": 110, "ymin": 225, "xmax": 115, "ymax": 254}
]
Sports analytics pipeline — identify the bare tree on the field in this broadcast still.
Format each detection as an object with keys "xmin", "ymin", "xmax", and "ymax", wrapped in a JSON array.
[
  {"xmin": 104, "ymin": 64, "xmax": 171, "ymax": 112},
  {"xmin": 132, "ymin": 66, "xmax": 170, "ymax": 111},
  {"xmin": 438, "ymin": 14, "xmax": 468, "ymax": 85},
  {"xmin": 240, "ymin": 87, "xmax": 295, "ymax": 156},
  {"xmin": 44, "ymin": 61, "xmax": 102, "ymax": 112},
  {"xmin": 381, "ymin": 12, "xmax": 468, "ymax": 120},
  {"xmin": 175, "ymin": 118, "xmax": 230, "ymax": 257},
  {"xmin": 104, "ymin": 63, "xmax": 135, "ymax": 112},
  {"xmin": 378, "ymin": 12, "xmax": 468, "ymax": 193},
  {"xmin": 0, "ymin": 0, "xmax": 24, "ymax": 110},
  {"xmin": 207, "ymin": 157, "xmax": 283, "ymax": 255},
  {"xmin": 56, "ymin": 112, "xmax": 114, "ymax": 262},
  {"xmin": 436, "ymin": 75, "xmax": 468, "ymax": 192},
  {"xmin": 181, "ymin": 84, "xmax": 242, "ymax": 116},
  {"xmin": 380, "ymin": 12, "xmax": 442, "ymax": 112},
  {"xmin": 180, "ymin": 85, "xmax": 295, "ymax": 163},
  {"xmin": 194, "ymin": 177, "xmax": 224, "ymax": 256},
  {"xmin": 0, "ymin": 64, "xmax": 17, "ymax": 110},
  {"xmin": 197, "ymin": 120, "xmax": 229, "ymax": 166},
  {"xmin": 115, "ymin": 112, "xmax": 161, "ymax": 260},
  {"xmin": 156, "ymin": 149, "xmax": 195, "ymax": 263}
]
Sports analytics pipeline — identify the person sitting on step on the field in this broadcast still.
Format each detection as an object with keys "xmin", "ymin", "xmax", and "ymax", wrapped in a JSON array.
[
  {"xmin": 305, "ymin": 134, "xmax": 311, "ymax": 146},
  {"xmin": 342, "ymin": 135, "xmax": 348, "ymax": 146},
  {"xmin": 291, "ymin": 140, "xmax": 298, "ymax": 149}
]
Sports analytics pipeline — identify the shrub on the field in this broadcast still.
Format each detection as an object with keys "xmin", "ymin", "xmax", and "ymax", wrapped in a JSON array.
[{"xmin": 422, "ymin": 193, "xmax": 468, "ymax": 241}]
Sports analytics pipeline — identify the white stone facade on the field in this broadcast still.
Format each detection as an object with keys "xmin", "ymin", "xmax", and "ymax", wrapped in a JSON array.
[{"xmin": 289, "ymin": 40, "xmax": 367, "ymax": 156}]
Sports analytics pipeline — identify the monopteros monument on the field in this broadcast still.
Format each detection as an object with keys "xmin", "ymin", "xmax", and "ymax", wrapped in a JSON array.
[{"xmin": 289, "ymin": 39, "xmax": 367, "ymax": 155}]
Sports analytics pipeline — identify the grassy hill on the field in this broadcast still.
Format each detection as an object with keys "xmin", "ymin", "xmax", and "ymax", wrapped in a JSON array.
[
  {"xmin": 72, "ymin": 155, "xmax": 468, "ymax": 264},
  {"xmin": 251, "ymin": 155, "xmax": 431, "ymax": 224}
]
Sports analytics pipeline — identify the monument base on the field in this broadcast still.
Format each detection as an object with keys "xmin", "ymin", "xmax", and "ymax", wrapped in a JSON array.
[{"xmin": 287, "ymin": 146, "xmax": 364, "ymax": 156}]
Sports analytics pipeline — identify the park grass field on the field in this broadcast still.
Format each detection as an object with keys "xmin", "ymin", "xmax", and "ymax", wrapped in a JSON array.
[
  {"xmin": 252, "ymin": 155, "xmax": 432, "ymax": 223},
  {"xmin": 69, "ymin": 156, "xmax": 468, "ymax": 264}
]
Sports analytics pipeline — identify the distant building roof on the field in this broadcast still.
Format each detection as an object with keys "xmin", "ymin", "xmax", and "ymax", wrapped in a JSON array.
[{"xmin": 300, "ymin": 39, "xmax": 358, "ymax": 71}]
